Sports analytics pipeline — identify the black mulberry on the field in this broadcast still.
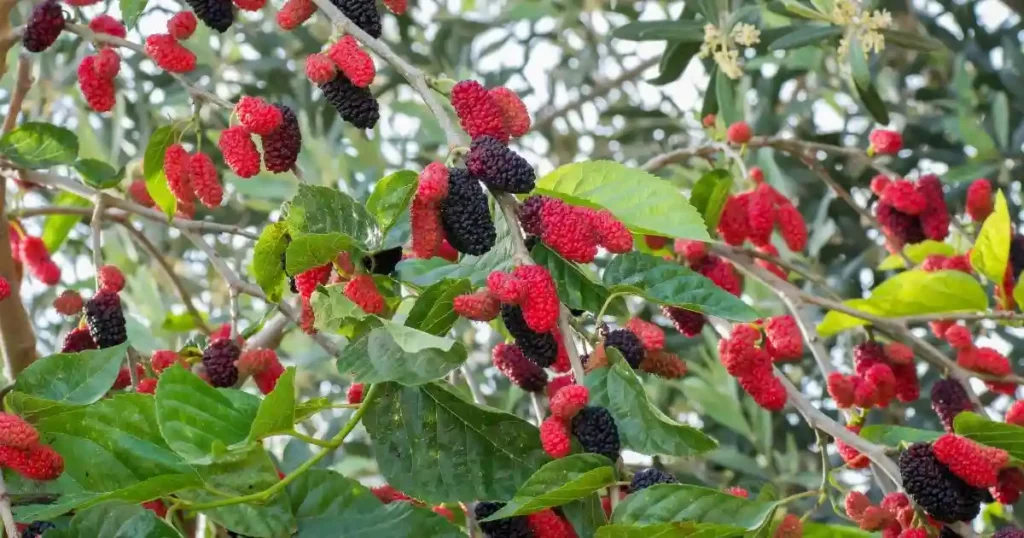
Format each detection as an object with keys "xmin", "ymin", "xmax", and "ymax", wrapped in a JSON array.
[
  {"xmin": 440, "ymin": 168, "xmax": 496, "ymax": 256},
  {"xmin": 262, "ymin": 104, "xmax": 301, "ymax": 173},
  {"xmin": 501, "ymin": 304, "xmax": 556, "ymax": 367},
  {"xmin": 21, "ymin": 521, "xmax": 56, "ymax": 538},
  {"xmin": 474, "ymin": 501, "xmax": 531, "ymax": 538},
  {"xmin": 61, "ymin": 327, "xmax": 97, "ymax": 353},
  {"xmin": 628, "ymin": 467, "xmax": 678, "ymax": 493},
  {"xmin": 361, "ymin": 246, "xmax": 403, "ymax": 275},
  {"xmin": 320, "ymin": 74, "xmax": 380, "ymax": 130},
  {"xmin": 202, "ymin": 339, "xmax": 240, "ymax": 388},
  {"xmin": 23, "ymin": 0, "xmax": 63, "ymax": 53},
  {"xmin": 571, "ymin": 406, "xmax": 620, "ymax": 463},
  {"xmin": 605, "ymin": 329, "xmax": 644, "ymax": 369},
  {"xmin": 85, "ymin": 291, "xmax": 127, "ymax": 349},
  {"xmin": 182, "ymin": 0, "xmax": 234, "ymax": 32},
  {"xmin": 931, "ymin": 379, "xmax": 973, "ymax": 433},
  {"xmin": 1011, "ymin": 235, "xmax": 1024, "ymax": 279},
  {"xmin": 899, "ymin": 442, "xmax": 985, "ymax": 523},
  {"xmin": 466, "ymin": 136, "xmax": 536, "ymax": 194},
  {"xmin": 330, "ymin": 0, "xmax": 381, "ymax": 38},
  {"xmin": 492, "ymin": 343, "xmax": 547, "ymax": 392},
  {"xmin": 994, "ymin": 528, "xmax": 1024, "ymax": 538},
  {"xmin": 939, "ymin": 529, "xmax": 963, "ymax": 538}
]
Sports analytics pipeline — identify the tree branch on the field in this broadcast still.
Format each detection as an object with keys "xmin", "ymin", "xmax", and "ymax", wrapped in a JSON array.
[
  {"xmin": 0, "ymin": 473, "xmax": 17, "ymax": 538},
  {"xmin": 533, "ymin": 57, "xmax": 661, "ymax": 132}
]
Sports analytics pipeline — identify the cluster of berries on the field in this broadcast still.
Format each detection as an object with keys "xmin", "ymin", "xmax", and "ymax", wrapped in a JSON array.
[
  {"xmin": 518, "ymin": 195, "xmax": 632, "ymax": 262},
  {"xmin": 827, "ymin": 341, "xmax": 919, "ymax": 411},
  {"xmin": 163, "ymin": 143, "xmax": 223, "ymax": 211},
  {"xmin": 77, "ymin": 16, "xmax": 127, "ymax": 112},
  {"xmin": 451, "ymin": 80, "xmax": 531, "ymax": 144},
  {"xmin": 844, "ymin": 491, "xmax": 920, "ymax": 536},
  {"xmin": 540, "ymin": 385, "xmax": 620, "ymax": 464},
  {"xmin": 292, "ymin": 256, "xmax": 386, "ymax": 334},
  {"xmin": 718, "ymin": 171, "xmax": 808, "ymax": 256},
  {"xmin": 234, "ymin": 347, "xmax": 286, "ymax": 394},
  {"xmin": 661, "ymin": 240, "xmax": 742, "ymax": 337},
  {"xmin": 218, "ymin": 96, "xmax": 302, "ymax": 178},
  {"xmin": 871, "ymin": 175, "xmax": 950, "ymax": 250},
  {"xmin": 715, "ymin": 316, "xmax": 803, "ymax": 411},
  {"xmin": 145, "ymin": 13, "xmax": 198, "ymax": 74},
  {"xmin": 9, "ymin": 226, "xmax": 60, "ymax": 286},
  {"xmin": 370, "ymin": 484, "xmax": 459, "ymax": 525},
  {"xmin": 310, "ymin": 36, "xmax": 380, "ymax": 129},
  {"xmin": 474, "ymin": 501, "xmax": 577, "ymax": 538},
  {"xmin": 411, "ymin": 162, "xmax": 496, "ymax": 257},
  {"xmin": 899, "ymin": 435, "xmax": 1007, "ymax": 523},
  {"xmin": 584, "ymin": 320, "xmax": 687, "ymax": 378},
  {"xmin": 0, "ymin": 412, "xmax": 64, "ymax": 482}
]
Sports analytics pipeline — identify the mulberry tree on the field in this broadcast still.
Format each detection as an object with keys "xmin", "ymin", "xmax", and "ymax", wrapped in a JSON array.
[{"xmin": 1, "ymin": 0, "xmax": 1024, "ymax": 536}]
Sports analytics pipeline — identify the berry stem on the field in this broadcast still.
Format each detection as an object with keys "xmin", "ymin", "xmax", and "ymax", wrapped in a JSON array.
[
  {"xmin": 182, "ymin": 383, "xmax": 381, "ymax": 512},
  {"xmin": 0, "ymin": 471, "xmax": 17, "ymax": 538},
  {"xmin": 90, "ymin": 195, "xmax": 104, "ymax": 288},
  {"xmin": 284, "ymin": 430, "xmax": 335, "ymax": 448}
]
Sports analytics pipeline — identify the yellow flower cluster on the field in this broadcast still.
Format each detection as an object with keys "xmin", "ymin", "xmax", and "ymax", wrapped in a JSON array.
[
  {"xmin": 832, "ymin": 0, "xmax": 893, "ymax": 56},
  {"xmin": 699, "ymin": 23, "xmax": 761, "ymax": 80}
]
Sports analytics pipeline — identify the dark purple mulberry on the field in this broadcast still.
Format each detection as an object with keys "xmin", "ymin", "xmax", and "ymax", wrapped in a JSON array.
[
  {"xmin": 261, "ymin": 104, "xmax": 301, "ymax": 173},
  {"xmin": 440, "ymin": 168, "xmax": 496, "ymax": 256},
  {"xmin": 492, "ymin": 343, "xmax": 547, "ymax": 392},
  {"xmin": 1010, "ymin": 235, "xmax": 1024, "ymax": 279},
  {"xmin": 518, "ymin": 196, "xmax": 545, "ymax": 237},
  {"xmin": 466, "ymin": 136, "xmax": 536, "ymax": 194},
  {"xmin": 61, "ymin": 327, "xmax": 97, "ymax": 353},
  {"xmin": 605, "ymin": 329, "xmax": 644, "ymax": 369},
  {"xmin": 202, "ymin": 339, "xmax": 240, "ymax": 387},
  {"xmin": 23, "ymin": 0, "xmax": 64, "ymax": 53},
  {"xmin": 330, "ymin": 0, "xmax": 381, "ymax": 38},
  {"xmin": 182, "ymin": 0, "xmax": 233, "ymax": 32},
  {"xmin": 85, "ymin": 291, "xmax": 127, "ymax": 349},
  {"xmin": 663, "ymin": 306, "xmax": 706, "ymax": 337},
  {"xmin": 571, "ymin": 406, "xmax": 620, "ymax": 463},
  {"xmin": 939, "ymin": 529, "xmax": 963, "ymax": 538},
  {"xmin": 361, "ymin": 247, "xmax": 403, "ymax": 275},
  {"xmin": 320, "ymin": 74, "xmax": 380, "ymax": 130},
  {"xmin": 21, "ymin": 521, "xmax": 56, "ymax": 538},
  {"xmin": 501, "ymin": 304, "xmax": 556, "ymax": 367},
  {"xmin": 931, "ymin": 379, "xmax": 973, "ymax": 433},
  {"xmin": 994, "ymin": 528, "xmax": 1024, "ymax": 538},
  {"xmin": 474, "ymin": 501, "xmax": 531, "ymax": 538},
  {"xmin": 628, "ymin": 467, "xmax": 678, "ymax": 493},
  {"xmin": 899, "ymin": 442, "xmax": 985, "ymax": 523}
]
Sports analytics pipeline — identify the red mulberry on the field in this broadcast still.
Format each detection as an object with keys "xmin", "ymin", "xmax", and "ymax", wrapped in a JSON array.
[
  {"xmin": 489, "ymin": 87, "xmax": 531, "ymax": 138},
  {"xmin": 151, "ymin": 349, "xmax": 186, "ymax": 373},
  {"xmin": 53, "ymin": 290, "xmax": 83, "ymax": 315},
  {"xmin": 899, "ymin": 442, "xmax": 985, "ymax": 522},
  {"xmin": 382, "ymin": 0, "xmax": 406, "ymax": 14},
  {"xmin": 23, "ymin": 0, "xmax": 64, "ymax": 53},
  {"xmin": 78, "ymin": 56, "xmax": 116, "ymax": 112},
  {"xmin": 454, "ymin": 289, "xmax": 500, "ymax": 321},
  {"xmin": 764, "ymin": 315, "xmax": 802, "ymax": 361},
  {"xmin": 537, "ymin": 197, "xmax": 598, "ymax": 263},
  {"xmin": 410, "ymin": 202, "xmax": 445, "ymax": 259},
  {"xmin": 89, "ymin": 14, "xmax": 127, "ymax": 39},
  {"xmin": 450, "ymin": 80, "xmax": 509, "ymax": 143},
  {"xmin": 439, "ymin": 168, "xmax": 496, "ymax": 256},
  {"xmin": 588, "ymin": 209, "xmax": 632, "ymax": 253},
  {"xmin": 61, "ymin": 327, "xmax": 97, "ymax": 353},
  {"xmin": 836, "ymin": 426, "xmax": 870, "ymax": 469},
  {"xmin": 746, "ymin": 184, "xmax": 777, "ymax": 246},
  {"xmin": 327, "ymin": 35, "xmax": 375, "ymax": 88},
  {"xmin": 305, "ymin": 53, "xmax": 336, "ymax": 85},
  {"xmin": 253, "ymin": 358, "xmax": 284, "ymax": 394},
  {"xmin": 881, "ymin": 180, "xmax": 928, "ymax": 215},
  {"xmin": 168, "ymin": 12, "xmax": 197, "ymax": 39},
  {"xmin": 624, "ymin": 318, "xmax": 664, "ymax": 351},
  {"xmin": 550, "ymin": 385, "xmax": 588, "ymax": 420},
  {"xmin": 932, "ymin": 434, "xmax": 1008, "ymax": 488},
  {"xmin": 163, "ymin": 143, "xmax": 193, "ymax": 203},
  {"xmin": 347, "ymin": 383, "xmax": 364, "ymax": 404},
  {"xmin": 869, "ymin": 129, "xmax": 903, "ymax": 155},
  {"xmin": 92, "ymin": 48, "xmax": 121, "ymax": 79},
  {"xmin": 775, "ymin": 201, "xmax": 808, "ymax": 252},
  {"xmin": 966, "ymin": 178, "xmax": 993, "ymax": 222},
  {"xmin": 493, "ymin": 343, "xmax": 547, "ymax": 392},
  {"xmin": 343, "ymin": 274, "xmax": 384, "ymax": 315},
  {"xmin": 727, "ymin": 121, "xmax": 752, "ymax": 144},
  {"xmin": 510, "ymin": 265, "xmax": 559, "ymax": 332},
  {"xmin": 0, "ymin": 413, "xmax": 39, "ymax": 450},
  {"xmin": 145, "ymin": 34, "xmax": 196, "ymax": 73},
  {"xmin": 235, "ymin": 96, "xmax": 283, "ymax": 136},
  {"xmin": 738, "ymin": 362, "xmax": 787, "ymax": 411},
  {"xmin": 0, "ymin": 444, "xmax": 63, "ymax": 481},
  {"xmin": 526, "ymin": 509, "xmax": 576, "ymax": 538},
  {"xmin": 277, "ymin": 0, "xmax": 316, "ymax": 29},
  {"xmin": 718, "ymin": 194, "xmax": 750, "ymax": 246},
  {"xmin": 97, "ymin": 265, "xmax": 125, "ymax": 293},
  {"xmin": 1007, "ymin": 400, "xmax": 1024, "ymax": 426},
  {"xmin": 663, "ymin": 306, "xmax": 705, "ymax": 337},
  {"xmin": 261, "ymin": 104, "xmax": 301, "ymax": 173},
  {"xmin": 415, "ymin": 162, "xmax": 450, "ymax": 206},
  {"xmin": 917, "ymin": 175, "xmax": 950, "ymax": 241},
  {"xmin": 540, "ymin": 417, "xmax": 571, "ymax": 458},
  {"xmin": 466, "ymin": 135, "xmax": 535, "ymax": 193},
  {"xmin": 190, "ymin": 152, "xmax": 222, "ymax": 208},
  {"xmin": 827, "ymin": 372, "xmax": 856, "ymax": 408},
  {"xmin": 844, "ymin": 491, "xmax": 870, "ymax": 520},
  {"xmin": 219, "ymin": 126, "xmax": 261, "ymax": 178},
  {"xmin": 774, "ymin": 514, "xmax": 802, "ymax": 538}
]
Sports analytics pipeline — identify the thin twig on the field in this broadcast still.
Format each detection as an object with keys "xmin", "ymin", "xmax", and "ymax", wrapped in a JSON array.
[
  {"xmin": 91, "ymin": 196, "xmax": 105, "ymax": 285},
  {"xmin": 460, "ymin": 364, "xmax": 485, "ymax": 405},
  {"xmin": 529, "ymin": 393, "xmax": 545, "ymax": 425},
  {"xmin": 1, "ymin": 54, "xmax": 32, "ymax": 134},
  {"xmin": 533, "ymin": 57, "xmax": 661, "ymax": 132},
  {"xmin": 0, "ymin": 472, "xmax": 17, "ymax": 538}
]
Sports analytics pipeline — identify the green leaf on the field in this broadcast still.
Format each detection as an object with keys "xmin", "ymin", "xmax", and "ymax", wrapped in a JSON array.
[
  {"xmin": 970, "ymin": 190, "xmax": 1010, "ymax": 283},
  {"xmin": 155, "ymin": 367, "xmax": 257, "ymax": 463},
  {"xmin": 562, "ymin": 495, "xmax": 606, "ymax": 538},
  {"xmin": 688, "ymin": 169, "xmax": 733, "ymax": 233},
  {"xmin": 877, "ymin": 240, "xmax": 957, "ymax": 270},
  {"xmin": 852, "ymin": 78, "xmax": 889, "ymax": 125},
  {"xmin": 404, "ymin": 279, "xmax": 473, "ymax": 336},
  {"xmin": 251, "ymin": 222, "xmax": 289, "ymax": 303},
  {"xmin": 649, "ymin": 42, "xmax": 699, "ymax": 85},
  {"xmin": 954, "ymin": 412, "xmax": 1024, "ymax": 460},
  {"xmin": 142, "ymin": 126, "xmax": 179, "ymax": 219},
  {"xmin": 41, "ymin": 191, "xmax": 92, "ymax": 253},
  {"xmin": 532, "ymin": 244, "xmax": 618, "ymax": 315},
  {"xmin": 247, "ymin": 367, "xmax": 296, "ymax": 442},
  {"xmin": 366, "ymin": 170, "xmax": 418, "ymax": 235},
  {"xmin": 288, "ymin": 470, "xmax": 465, "ymax": 537},
  {"xmin": 611, "ymin": 484, "xmax": 777, "ymax": 529},
  {"xmin": 0, "ymin": 122, "xmax": 78, "ymax": 168},
  {"xmin": 484, "ymin": 455, "xmax": 616, "ymax": 519},
  {"xmin": 1014, "ymin": 278, "xmax": 1024, "ymax": 313},
  {"xmin": 535, "ymin": 161, "xmax": 709, "ymax": 241},
  {"xmin": 942, "ymin": 160, "xmax": 999, "ymax": 184},
  {"xmin": 858, "ymin": 425, "xmax": 941, "ymax": 447},
  {"xmin": 602, "ymin": 252, "xmax": 758, "ymax": 321},
  {"xmin": 394, "ymin": 209, "xmax": 515, "ymax": 287},
  {"xmin": 285, "ymin": 234, "xmax": 352, "ymax": 276},
  {"xmin": 701, "ymin": 69, "xmax": 719, "ymax": 118},
  {"xmin": 596, "ymin": 523, "xmax": 744, "ymax": 537},
  {"xmin": 780, "ymin": 0, "xmax": 832, "ymax": 21},
  {"xmin": 880, "ymin": 29, "xmax": 943, "ymax": 52},
  {"xmin": 958, "ymin": 110, "xmax": 998, "ymax": 158},
  {"xmin": 286, "ymin": 184, "xmax": 382, "ymax": 252},
  {"xmin": 612, "ymin": 20, "xmax": 705, "ymax": 42},
  {"xmin": 715, "ymin": 72, "xmax": 739, "ymax": 125},
  {"xmin": 337, "ymin": 323, "xmax": 467, "ymax": 385},
  {"xmin": 13, "ymin": 343, "xmax": 127, "ymax": 405},
  {"xmin": 586, "ymin": 349, "xmax": 718, "ymax": 457},
  {"xmin": 61, "ymin": 502, "xmax": 182, "ymax": 537},
  {"xmin": 816, "ymin": 299, "xmax": 880, "ymax": 337},
  {"xmin": 848, "ymin": 38, "xmax": 871, "ymax": 89},
  {"xmin": 993, "ymin": 93, "xmax": 1010, "ymax": 149},
  {"xmin": 75, "ymin": 159, "xmax": 124, "ymax": 189},
  {"xmin": 364, "ymin": 381, "xmax": 549, "ymax": 503},
  {"xmin": 310, "ymin": 284, "xmax": 367, "ymax": 333},
  {"xmin": 120, "ymin": 0, "xmax": 148, "ymax": 28},
  {"xmin": 768, "ymin": 25, "xmax": 842, "ymax": 50},
  {"xmin": 802, "ymin": 523, "xmax": 873, "ymax": 538}
]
